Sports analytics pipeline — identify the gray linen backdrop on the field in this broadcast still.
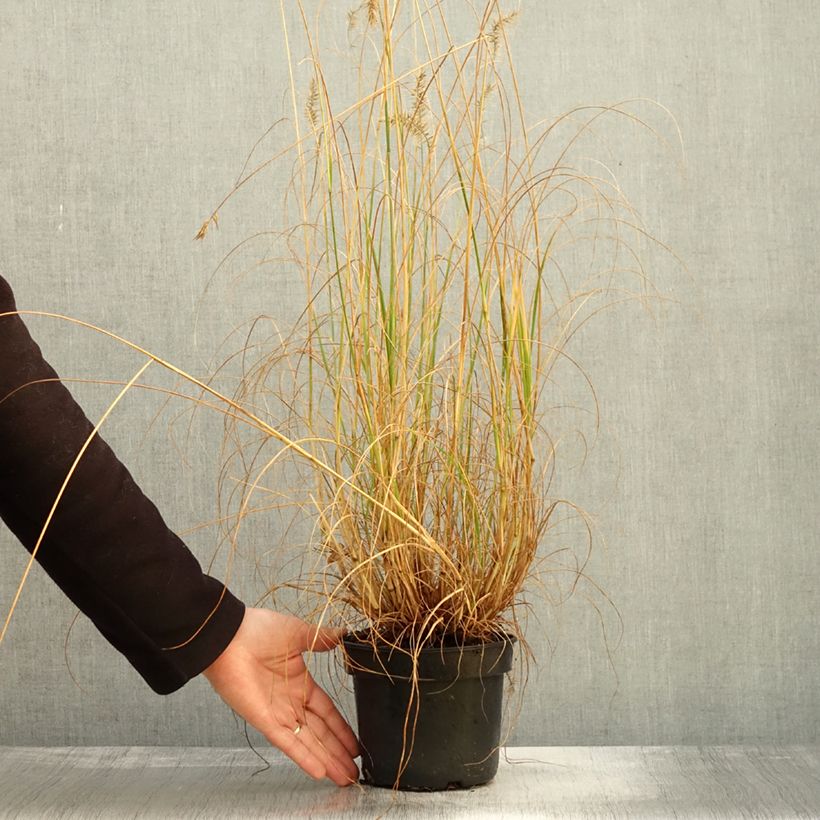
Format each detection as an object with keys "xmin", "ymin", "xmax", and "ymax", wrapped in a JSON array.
[{"xmin": 0, "ymin": 0, "xmax": 817, "ymax": 747}]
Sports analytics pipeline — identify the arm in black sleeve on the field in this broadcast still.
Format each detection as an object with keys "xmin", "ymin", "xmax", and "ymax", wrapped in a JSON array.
[{"xmin": 0, "ymin": 274, "xmax": 245, "ymax": 694}]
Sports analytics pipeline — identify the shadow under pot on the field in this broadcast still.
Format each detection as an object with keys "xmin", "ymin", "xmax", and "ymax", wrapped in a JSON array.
[{"xmin": 342, "ymin": 632, "xmax": 516, "ymax": 791}]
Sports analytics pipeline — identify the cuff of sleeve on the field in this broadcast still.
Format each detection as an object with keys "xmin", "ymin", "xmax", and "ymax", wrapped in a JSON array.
[{"xmin": 137, "ymin": 583, "xmax": 246, "ymax": 695}]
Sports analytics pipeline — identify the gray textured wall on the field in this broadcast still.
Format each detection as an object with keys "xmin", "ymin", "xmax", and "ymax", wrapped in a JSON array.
[{"xmin": 1, "ymin": 0, "xmax": 817, "ymax": 748}]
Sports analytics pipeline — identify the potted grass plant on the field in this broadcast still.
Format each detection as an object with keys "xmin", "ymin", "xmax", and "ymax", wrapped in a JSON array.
[{"xmin": 195, "ymin": 0, "xmax": 671, "ymax": 791}]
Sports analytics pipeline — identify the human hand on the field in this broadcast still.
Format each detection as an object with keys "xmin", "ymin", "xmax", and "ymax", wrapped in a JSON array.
[{"xmin": 202, "ymin": 606, "xmax": 360, "ymax": 787}]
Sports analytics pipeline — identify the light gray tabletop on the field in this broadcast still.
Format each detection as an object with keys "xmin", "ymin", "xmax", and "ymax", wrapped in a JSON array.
[{"xmin": 1, "ymin": 745, "xmax": 818, "ymax": 819}]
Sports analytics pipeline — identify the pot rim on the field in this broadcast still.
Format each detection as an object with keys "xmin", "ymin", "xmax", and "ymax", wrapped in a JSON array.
[
  {"xmin": 341, "ymin": 630, "xmax": 517, "ymax": 680},
  {"xmin": 341, "ymin": 630, "xmax": 518, "ymax": 654}
]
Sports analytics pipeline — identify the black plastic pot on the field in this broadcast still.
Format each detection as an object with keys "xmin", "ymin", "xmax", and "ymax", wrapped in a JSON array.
[{"xmin": 342, "ymin": 632, "xmax": 516, "ymax": 790}]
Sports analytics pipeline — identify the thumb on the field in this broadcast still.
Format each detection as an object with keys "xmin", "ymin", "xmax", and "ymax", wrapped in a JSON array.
[{"xmin": 302, "ymin": 622, "xmax": 345, "ymax": 653}]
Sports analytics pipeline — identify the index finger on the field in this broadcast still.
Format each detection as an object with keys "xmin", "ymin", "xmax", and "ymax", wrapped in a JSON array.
[{"xmin": 307, "ymin": 682, "xmax": 361, "ymax": 759}]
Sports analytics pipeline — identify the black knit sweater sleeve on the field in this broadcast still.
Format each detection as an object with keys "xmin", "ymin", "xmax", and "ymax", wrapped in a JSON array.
[{"xmin": 0, "ymin": 275, "xmax": 245, "ymax": 694}]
